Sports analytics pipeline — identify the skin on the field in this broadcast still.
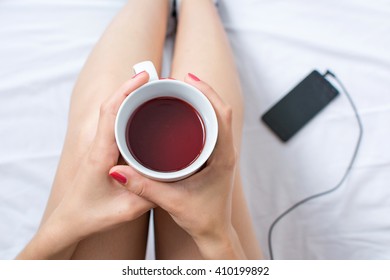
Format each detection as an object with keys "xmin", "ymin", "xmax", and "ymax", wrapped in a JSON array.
[
  {"xmin": 156, "ymin": 0, "xmax": 261, "ymax": 259},
  {"xmin": 112, "ymin": 74, "xmax": 246, "ymax": 259},
  {"xmin": 17, "ymin": 73, "xmax": 152, "ymax": 259},
  {"xmin": 17, "ymin": 0, "xmax": 262, "ymax": 259},
  {"xmin": 17, "ymin": 72, "xmax": 247, "ymax": 260}
]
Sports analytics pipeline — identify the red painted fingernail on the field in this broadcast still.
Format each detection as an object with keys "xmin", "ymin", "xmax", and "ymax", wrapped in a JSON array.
[
  {"xmin": 132, "ymin": 71, "xmax": 146, "ymax": 79},
  {"xmin": 109, "ymin": 171, "xmax": 127, "ymax": 185},
  {"xmin": 188, "ymin": 73, "xmax": 201, "ymax": 82}
]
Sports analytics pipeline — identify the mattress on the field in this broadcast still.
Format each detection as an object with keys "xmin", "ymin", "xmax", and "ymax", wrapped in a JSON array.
[{"xmin": 1, "ymin": 0, "xmax": 390, "ymax": 259}]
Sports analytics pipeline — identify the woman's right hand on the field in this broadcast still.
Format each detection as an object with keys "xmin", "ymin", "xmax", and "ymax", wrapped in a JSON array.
[
  {"xmin": 17, "ymin": 72, "xmax": 155, "ymax": 259},
  {"xmin": 111, "ymin": 73, "xmax": 246, "ymax": 259}
]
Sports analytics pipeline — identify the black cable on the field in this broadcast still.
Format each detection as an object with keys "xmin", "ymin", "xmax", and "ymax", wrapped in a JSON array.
[{"xmin": 267, "ymin": 70, "xmax": 364, "ymax": 260}]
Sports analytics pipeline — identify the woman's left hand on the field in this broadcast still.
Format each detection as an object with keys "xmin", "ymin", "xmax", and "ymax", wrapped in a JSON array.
[{"xmin": 109, "ymin": 74, "xmax": 246, "ymax": 259}]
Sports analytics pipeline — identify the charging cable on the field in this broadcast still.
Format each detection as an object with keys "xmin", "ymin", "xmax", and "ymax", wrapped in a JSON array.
[{"xmin": 267, "ymin": 70, "xmax": 363, "ymax": 260}]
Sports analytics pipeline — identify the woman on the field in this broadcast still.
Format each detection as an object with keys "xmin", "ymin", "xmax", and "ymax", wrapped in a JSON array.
[{"xmin": 17, "ymin": 0, "xmax": 261, "ymax": 260}]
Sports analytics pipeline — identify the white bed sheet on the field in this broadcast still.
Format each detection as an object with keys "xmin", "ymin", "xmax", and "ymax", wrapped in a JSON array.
[{"xmin": 1, "ymin": 0, "xmax": 390, "ymax": 259}]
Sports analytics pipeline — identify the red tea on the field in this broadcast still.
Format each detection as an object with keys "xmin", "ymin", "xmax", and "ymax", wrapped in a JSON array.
[{"xmin": 126, "ymin": 97, "xmax": 205, "ymax": 172}]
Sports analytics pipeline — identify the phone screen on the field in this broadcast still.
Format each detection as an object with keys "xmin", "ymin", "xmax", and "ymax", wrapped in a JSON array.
[{"xmin": 261, "ymin": 70, "xmax": 339, "ymax": 142}]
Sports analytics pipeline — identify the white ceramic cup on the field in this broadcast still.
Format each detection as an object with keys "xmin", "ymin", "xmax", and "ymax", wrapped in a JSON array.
[{"xmin": 115, "ymin": 61, "xmax": 218, "ymax": 182}]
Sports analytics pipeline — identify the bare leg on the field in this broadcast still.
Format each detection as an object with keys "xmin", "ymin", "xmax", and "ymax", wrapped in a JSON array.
[
  {"xmin": 154, "ymin": 0, "xmax": 262, "ymax": 259},
  {"xmin": 41, "ymin": 0, "xmax": 169, "ymax": 259}
]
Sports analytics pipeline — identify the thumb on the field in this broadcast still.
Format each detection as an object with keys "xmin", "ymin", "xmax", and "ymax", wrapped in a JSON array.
[{"xmin": 109, "ymin": 165, "xmax": 179, "ymax": 213}]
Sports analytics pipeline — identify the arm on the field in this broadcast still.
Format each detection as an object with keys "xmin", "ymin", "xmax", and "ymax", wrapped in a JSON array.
[{"xmin": 16, "ymin": 209, "xmax": 79, "ymax": 259}]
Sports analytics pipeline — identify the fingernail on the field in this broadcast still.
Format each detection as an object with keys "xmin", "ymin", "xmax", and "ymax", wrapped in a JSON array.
[
  {"xmin": 109, "ymin": 171, "xmax": 128, "ymax": 185},
  {"xmin": 188, "ymin": 73, "xmax": 201, "ymax": 82},
  {"xmin": 132, "ymin": 71, "xmax": 146, "ymax": 79}
]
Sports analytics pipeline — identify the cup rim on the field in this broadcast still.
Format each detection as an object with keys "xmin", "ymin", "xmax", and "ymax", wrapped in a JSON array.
[{"xmin": 115, "ymin": 79, "xmax": 218, "ymax": 181}]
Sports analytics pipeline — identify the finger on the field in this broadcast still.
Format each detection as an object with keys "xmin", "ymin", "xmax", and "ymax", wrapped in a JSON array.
[
  {"xmin": 107, "ymin": 71, "xmax": 149, "ymax": 114},
  {"xmin": 185, "ymin": 73, "xmax": 228, "ymax": 112},
  {"xmin": 184, "ymin": 73, "xmax": 235, "ymax": 166},
  {"xmin": 93, "ymin": 72, "xmax": 149, "ymax": 152},
  {"xmin": 109, "ymin": 165, "xmax": 181, "ymax": 214}
]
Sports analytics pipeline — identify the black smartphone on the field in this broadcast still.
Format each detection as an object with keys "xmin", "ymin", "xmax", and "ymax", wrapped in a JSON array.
[{"xmin": 261, "ymin": 70, "xmax": 339, "ymax": 142}]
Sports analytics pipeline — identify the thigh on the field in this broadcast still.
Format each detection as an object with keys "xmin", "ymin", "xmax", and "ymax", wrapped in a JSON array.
[
  {"xmin": 154, "ymin": 0, "xmax": 261, "ymax": 259},
  {"xmin": 40, "ymin": 0, "xmax": 169, "ymax": 259}
]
